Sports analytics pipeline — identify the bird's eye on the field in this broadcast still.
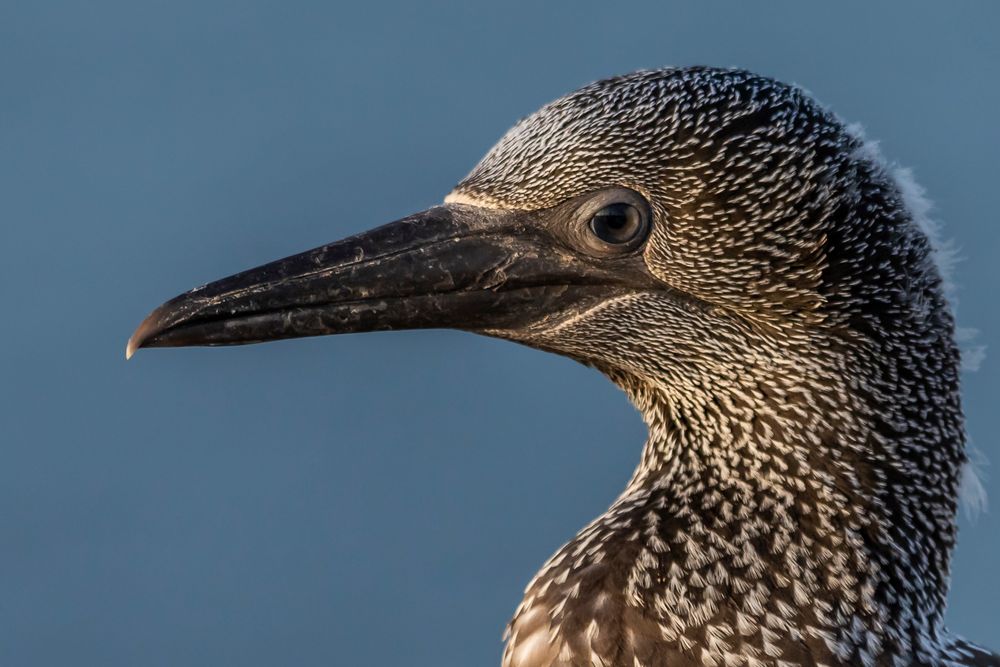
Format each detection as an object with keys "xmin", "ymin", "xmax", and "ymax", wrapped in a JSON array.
[{"xmin": 588, "ymin": 203, "xmax": 647, "ymax": 246}]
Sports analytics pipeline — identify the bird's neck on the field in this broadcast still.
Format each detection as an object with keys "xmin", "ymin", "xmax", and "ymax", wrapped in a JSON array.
[{"xmin": 505, "ymin": 368, "xmax": 965, "ymax": 667}]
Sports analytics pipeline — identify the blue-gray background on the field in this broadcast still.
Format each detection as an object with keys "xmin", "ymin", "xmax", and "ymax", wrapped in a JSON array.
[{"xmin": 2, "ymin": 2, "xmax": 997, "ymax": 664}]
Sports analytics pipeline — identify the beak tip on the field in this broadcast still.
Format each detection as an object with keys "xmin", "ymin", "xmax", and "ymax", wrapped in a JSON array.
[
  {"xmin": 126, "ymin": 316, "xmax": 155, "ymax": 360},
  {"xmin": 127, "ymin": 304, "xmax": 170, "ymax": 360}
]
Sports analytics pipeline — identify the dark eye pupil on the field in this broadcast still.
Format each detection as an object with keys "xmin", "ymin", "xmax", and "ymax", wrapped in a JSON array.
[{"xmin": 589, "ymin": 203, "xmax": 643, "ymax": 245}]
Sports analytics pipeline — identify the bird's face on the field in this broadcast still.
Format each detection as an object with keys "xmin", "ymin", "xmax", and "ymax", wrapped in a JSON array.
[{"xmin": 128, "ymin": 70, "xmax": 877, "ymax": 397}]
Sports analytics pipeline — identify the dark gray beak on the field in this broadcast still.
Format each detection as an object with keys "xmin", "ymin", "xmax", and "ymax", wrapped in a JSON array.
[{"xmin": 126, "ymin": 203, "xmax": 653, "ymax": 359}]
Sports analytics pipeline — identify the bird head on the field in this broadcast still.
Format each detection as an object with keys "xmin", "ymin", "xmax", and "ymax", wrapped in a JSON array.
[
  {"xmin": 127, "ymin": 67, "xmax": 978, "ymax": 662},
  {"xmin": 129, "ymin": 69, "xmax": 958, "ymax": 449}
]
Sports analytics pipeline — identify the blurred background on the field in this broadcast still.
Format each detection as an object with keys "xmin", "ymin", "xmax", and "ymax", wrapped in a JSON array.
[{"xmin": 2, "ymin": 1, "xmax": 998, "ymax": 664}]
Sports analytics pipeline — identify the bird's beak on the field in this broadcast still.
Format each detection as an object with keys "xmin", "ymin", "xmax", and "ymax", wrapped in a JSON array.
[{"xmin": 126, "ymin": 204, "xmax": 650, "ymax": 358}]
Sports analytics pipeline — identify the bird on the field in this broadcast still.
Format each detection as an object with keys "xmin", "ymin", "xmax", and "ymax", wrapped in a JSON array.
[{"xmin": 127, "ymin": 67, "xmax": 997, "ymax": 666}]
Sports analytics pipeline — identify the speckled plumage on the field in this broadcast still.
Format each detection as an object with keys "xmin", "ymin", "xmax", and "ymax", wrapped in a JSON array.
[{"xmin": 445, "ymin": 68, "xmax": 996, "ymax": 667}]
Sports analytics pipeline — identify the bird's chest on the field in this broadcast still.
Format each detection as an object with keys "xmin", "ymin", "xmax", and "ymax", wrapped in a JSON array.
[
  {"xmin": 502, "ymin": 563, "xmax": 625, "ymax": 667},
  {"xmin": 501, "ymin": 509, "xmax": 713, "ymax": 667},
  {"xmin": 501, "ymin": 487, "xmax": 874, "ymax": 667},
  {"xmin": 501, "ymin": 549, "xmax": 731, "ymax": 667}
]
